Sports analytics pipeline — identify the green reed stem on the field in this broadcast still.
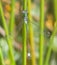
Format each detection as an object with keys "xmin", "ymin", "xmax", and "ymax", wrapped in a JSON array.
[
  {"xmin": 28, "ymin": 0, "xmax": 36, "ymax": 65},
  {"xmin": 9, "ymin": 0, "xmax": 16, "ymax": 65},
  {"xmin": 22, "ymin": 23, "xmax": 27, "ymax": 65},
  {"xmin": 0, "ymin": 48, "xmax": 5, "ymax": 65},
  {"xmin": 0, "ymin": 1, "xmax": 16, "ymax": 65},
  {"xmin": 0, "ymin": 1, "xmax": 9, "ymax": 36},
  {"xmin": 9, "ymin": 0, "xmax": 15, "ymax": 34},
  {"xmin": 7, "ymin": 38, "xmax": 16, "ymax": 65},
  {"xmin": 44, "ymin": 0, "xmax": 57, "ymax": 65},
  {"xmin": 39, "ymin": 0, "xmax": 44, "ymax": 65},
  {"xmin": 22, "ymin": 0, "xmax": 27, "ymax": 65}
]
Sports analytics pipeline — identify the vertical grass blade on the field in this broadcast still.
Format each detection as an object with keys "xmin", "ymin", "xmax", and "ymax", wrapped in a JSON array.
[
  {"xmin": 22, "ymin": 0, "xmax": 27, "ymax": 65},
  {"xmin": 39, "ymin": 0, "xmax": 44, "ymax": 65},
  {"xmin": 8, "ymin": 0, "xmax": 16, "ymax": 65},
  {"xmin": 7, "ymin": 38, "xmax": 16, "ymax": 65},
  {"xmin": 9, "ymin": 0, "xmax": 15, "ymax": 34},
  {"xmin": 28, "ymin": 0, "xmax": 36, "ymax": 65},
  {"xmin": 0, "ymin": 48, "xmax": 5, "ymax": 65},
  {"xmin": 0, "ymin": 1, "xmax": 9, "ymax": 36},
  {"xmin": 22, "ymin": 23, "xmax": 27, "ymax": 65},
  {"xmin": 44, "ymin": 0, "xmax": 57, "ymax": 65},
  {"xmin": 0, "ymin": 1, "xmax": 16, "ymax": 65}
]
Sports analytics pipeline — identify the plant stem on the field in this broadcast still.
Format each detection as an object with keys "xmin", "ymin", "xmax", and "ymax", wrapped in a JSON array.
[
  {"xmin": 7, "ymin": 38, "xmax": 16, "ymax": 65},
  {"xmin": 0, "ymin": 1, "xmax": 9, "ymax": 36},
  {"xmin": 0, "ymin": 1, "xmax": 16, "ymax": 65},
  {"xmin": 44, "ymin": 0, "xmax": 57, "ymax": 65},
  {"xmin": 39, "ymin": 0, "xmax": 44, "ymax": 65},
  {"xmin": 0, "ymin": 48, "xmax": 5, "ymax": 65},
  {"xmin": 22, "ymin": 23, "xmax": 27, "ymax": 65},
  {"xmin": 22, "ymin": 0, "xmax": 27, "ymax": 65},
  {"xmin": 9, "ymin": 0, "xmax": 15, "ymax": 34},
  {"xmin": 28, "ymin": 0, "xmax": 36, "ymax": 65},
  {"xmin": 9, "ymin": 0, "xmax": 16, "ymax": 64}
]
